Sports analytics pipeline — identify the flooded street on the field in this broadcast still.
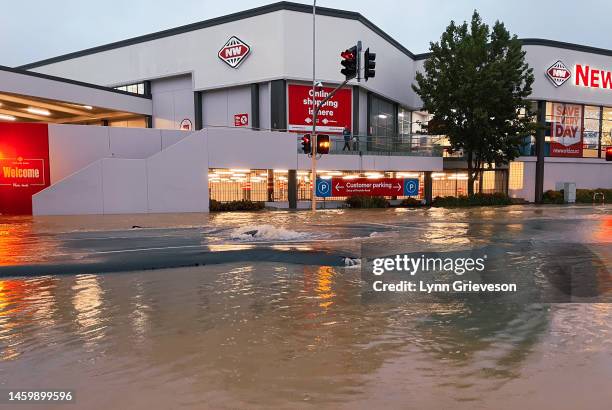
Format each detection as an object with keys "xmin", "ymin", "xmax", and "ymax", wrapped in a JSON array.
[{"xmin": 0, "ymin": 205, "xmax": 611, "ymax": 409}]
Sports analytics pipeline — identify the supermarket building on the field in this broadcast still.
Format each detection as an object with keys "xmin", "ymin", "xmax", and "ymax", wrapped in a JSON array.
[{"xmin": 0, "ymin": 1, "xmax": 610, "ymax": 215}]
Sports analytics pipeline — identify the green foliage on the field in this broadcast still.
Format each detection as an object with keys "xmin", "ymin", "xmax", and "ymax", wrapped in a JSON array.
[
  {"xmin": 413, "ymin": 11, "xmax": 536, "ymax": 194},
  {"xmin": 576, "ymin": 189, "xmax": 611, "ymax": 204},
  {"xmin": 399, "ymin": 197, "xmax": 423, "ymax": 207},
  {"xmin": 542, "ymin": 190, "xmax": 564, "ymax": 204},
  {"xmin": 210, "ymin": 199, "xmax": 265, "ymax": 212},
  {"xmin": 345, "ymin": 196, "xmax": 390, "ymax": 208},
  {"xmin": 432, "ymin": 193, "xmax": 512, "ymax": 207},
  {"xmin": 542, "ymin": 189, "xmax": 611, "ymax": 204}
]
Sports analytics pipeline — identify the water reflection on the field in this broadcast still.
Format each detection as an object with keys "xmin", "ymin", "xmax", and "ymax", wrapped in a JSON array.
[
  {"xmin": 0, "ymin": 263, "xmax": 610, "ymax": 408},
  {"xmin": 0, "ymin": 206, "xmax": 609, "ymax": 408}
]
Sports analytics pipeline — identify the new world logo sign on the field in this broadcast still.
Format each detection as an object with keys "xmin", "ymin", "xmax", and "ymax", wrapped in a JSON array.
[
  {"xmin": 546, "ymin": 60, "xmax": 571, "ymax": 87},
  {"xmin": 218, "ymin": 36, "xmax": 251, "ymax": 68}
]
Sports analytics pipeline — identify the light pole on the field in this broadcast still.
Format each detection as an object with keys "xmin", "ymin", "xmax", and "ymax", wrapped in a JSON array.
[{"xmin": 311, "ymin": 0, "xmax": 317, "ymax": 211}]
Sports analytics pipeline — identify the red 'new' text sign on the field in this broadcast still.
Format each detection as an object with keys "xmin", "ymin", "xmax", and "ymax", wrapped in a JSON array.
[{"xmin": 331, "ymin": 178, "xmax": 403, "ymax": 196}]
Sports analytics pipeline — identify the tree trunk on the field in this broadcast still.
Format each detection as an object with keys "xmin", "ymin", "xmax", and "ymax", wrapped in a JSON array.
[{"xmin": 467, "ymin": 151, "xmax": 475, "ymax": 196}]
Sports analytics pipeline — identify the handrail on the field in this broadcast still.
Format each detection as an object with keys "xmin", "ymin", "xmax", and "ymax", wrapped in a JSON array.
[{"xmin": 296, "ymin": 133, "xmax": 446, "ymax": 157}]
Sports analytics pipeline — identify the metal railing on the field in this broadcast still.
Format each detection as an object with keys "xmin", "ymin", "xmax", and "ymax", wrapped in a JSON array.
[{"xmin": 297, "ymin": 133, "xmax": 446, "ymax": 157}]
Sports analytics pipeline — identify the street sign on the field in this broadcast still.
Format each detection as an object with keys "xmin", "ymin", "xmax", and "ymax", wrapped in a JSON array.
[
  {"xmin": 315, "ymin": 177, "xmax": 420, "ymax": 197},
  {"xmin": 403, "ymin": 178, "xmax": 419, "ymax": 196},
  {"xmin": 287, "ymin": 84, "xmax": 352, "ymax": 134},
  {"xmin": 316, "ymin": 178, "xmax": 332, "ymax": 197}
]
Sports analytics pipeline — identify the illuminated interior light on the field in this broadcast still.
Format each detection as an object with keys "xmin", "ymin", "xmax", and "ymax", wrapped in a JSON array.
[
  {"xmin": 397, "ymin": 172, "xmax": 420, "ymax": 178},
  {"xmin": 230, "ymin": 169, "xmax": 250, "ymax": 173},
  {"xmin": 273, "ymin": 169, "xmax": 288, "ymax": 173},
  {"xmin": 0, "ymin": 114, "xmax": 17, "ymax": 121},
  {"xmin": 319, "ymin": 176, "xmax": 332, "ymax": 180},
  {"xmin": 432, "ymin": 172, "xmax": 446, "ymax": 178},
  {"xmin": 325, "ymin": 171, "xmax": 343, "ymax": 176},
  {"xmin": 26, "ymin": 107, "xmax": 51, "ymax": 116},
  {"xmin": 82, "ymin": 105, "xmax": 93, "ymax": 110},
  {"xmin": 343, "ymin": 175, "xmax": 358, "ymax": 180}
]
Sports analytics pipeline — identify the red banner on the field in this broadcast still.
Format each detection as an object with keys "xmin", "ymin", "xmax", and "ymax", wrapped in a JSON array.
[
  {"xmin": 234, "ymin": 113, "xmax": 249, "ymax": 127},
  {"xmin": 331, "ymin": 178, "xmax": 404, "ymax": 196},
  {"xmin": 550, "ymin": 103, "xmax": 583, "ymax": 157},
  {"xmin": 287, "ymin": 84, "xmax": 352, "ymax": 134},
  {"xmin": 0, "ymin": 123, "xmax": 50, "ymax": 215}
]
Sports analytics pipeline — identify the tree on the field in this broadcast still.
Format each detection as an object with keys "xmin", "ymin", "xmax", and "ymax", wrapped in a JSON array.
[{"xmin": 413, "ymin": 11, "xmax": 536, "ymax": 195}]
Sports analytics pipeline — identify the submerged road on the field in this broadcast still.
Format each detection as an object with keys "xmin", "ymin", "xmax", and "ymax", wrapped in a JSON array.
[
  {"xmin": 0, "ymin": 226, "xmax": 352, "ymax": 277},
  {"xmin": 0, "ymin": 205, "xmax": 609, "ymax": 277}
]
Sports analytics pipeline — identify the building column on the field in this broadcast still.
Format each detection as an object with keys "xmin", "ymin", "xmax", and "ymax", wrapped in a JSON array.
[
  {"xmin": 194, "ymin": 91, "xmax": 203, "ymax": 130},
  {"xmin": 535, "ymin": 100, "xmax": 546, "ymax": 203},
  {"xmin": 145, "ymin": 115, "xmax": 153, "ymax": 129},
  {"xmin": 270, "ymin": 80, "xmax": 286, "ymax": 131},
  {"xmin": 251, "ymin": 84, "xmax": 260, "ymax": 130},
  {"xmin": 424, "ymin": 171, "xmax": 433, "ymax": 205},
  {"xmin": 267, "ymin": 170, "xmax": 274, "ymax": 202},
  {"xmin": 288, "ymin": 170, "xmax": 297, "ymax": 209}
]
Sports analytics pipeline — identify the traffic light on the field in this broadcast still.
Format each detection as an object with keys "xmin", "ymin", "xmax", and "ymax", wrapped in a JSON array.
[
  {"xmin": 301, "ymin": 134, "xmax": 311, "ymax": 154},
  {"xmin": 340, "ymin": 46, "xmax": 358, "ymax": 80},
  {"xmin": 606, "ymin": 146, "xmax": 612, "ymax": 161},
  {"xmin": 364, "ymin": 48, "xmax": 376, "ymax": 81},
  {"xmin": 316, "ymin": 135, "xmax": 330, "ymax": 154}
]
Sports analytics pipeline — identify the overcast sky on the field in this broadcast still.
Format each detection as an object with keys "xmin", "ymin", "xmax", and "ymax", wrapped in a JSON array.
[{"xmin": 1, "ymin": 0, "xmax": 610, "ymax": 67}]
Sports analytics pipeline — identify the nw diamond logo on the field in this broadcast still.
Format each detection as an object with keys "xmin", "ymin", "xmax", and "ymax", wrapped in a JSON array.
[
  {"xmin": 546, "ymin": 60, "xmax": 571, "ymax": 87},
  {"xmin": 218, "ymin": 36, "xmax": 251, "ymax": 69}
]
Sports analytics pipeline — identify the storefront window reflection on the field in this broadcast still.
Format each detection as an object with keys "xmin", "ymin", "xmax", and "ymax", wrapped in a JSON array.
[
  {"xmin": 602, "ymin": 108, "xmax": 612, "ymax": 155},
  {"xmin": 583, "ymin": 106, "xmax": 600, "ymax": 158}
]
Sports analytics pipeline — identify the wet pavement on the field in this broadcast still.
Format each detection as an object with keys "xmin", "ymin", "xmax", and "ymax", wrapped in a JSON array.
[{"xmin": 0, "ymin": 205, "xmax": 610, "ymax": 409}]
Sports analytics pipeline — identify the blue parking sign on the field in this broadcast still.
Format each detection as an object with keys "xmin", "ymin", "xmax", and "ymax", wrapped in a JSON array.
[
  {"xmin": 403, "ymin": 178, "xmax": 419, "ymax": 196},
  {"xmin": 316, "ymin": 178, "xmax": 332, "ymax": 197}
]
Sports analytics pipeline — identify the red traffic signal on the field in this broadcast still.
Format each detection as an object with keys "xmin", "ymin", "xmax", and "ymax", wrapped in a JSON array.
[
  {"xmin": 340, "ymin": 45, "xmax": 358, "ymax": 80},
  {"xmin": 316, "ymin": 135, "xmax": 330, "ymax": 154},
  {"xmin": 301, "ymin": 134, "xmax": 311, "ymax": 154},
  {"xmin": 606, "ymin": 146, "xmax": 612, "ymax": 161}
]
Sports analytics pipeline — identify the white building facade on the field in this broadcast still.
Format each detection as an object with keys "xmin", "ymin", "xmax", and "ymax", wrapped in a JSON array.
[{"xmin": 0, "ymin": 2, "xmax": 610, "ymax": 214}]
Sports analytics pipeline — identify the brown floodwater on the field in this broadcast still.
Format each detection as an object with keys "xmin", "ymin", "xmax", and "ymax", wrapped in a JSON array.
[{"xmin": 0, "ymin": 205, "xmax": 610, "ymax": 409}]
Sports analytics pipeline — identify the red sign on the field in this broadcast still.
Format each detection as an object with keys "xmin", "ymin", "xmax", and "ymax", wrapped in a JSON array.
[
  {"xmin": 0, "ymin": 123, "xmax": 50, "ymax": 215},
  {"xmin": 287, "ymin": 84, "xmax": 352, "ymax": 134},
  {"xmin": 550, "ymin": 103, "xmax": 583, "ymax": 157},
  {"xmin": 218, "ymin": 36, "xmax": 251, "ymax": 69},
  {"xmin": 234, "ymin": 113, "xmax": 249, "ymax": 127},
  {"xmin": 331, "ymin": 178, "xmax": 404, "ymax": 196},
  {"xmin": 575, "ymin": 64, "xmax": 612, "ymax": 90},
  {"xmin": 546, "ymin": 60, "xmax": 571, "ymax": 87}
]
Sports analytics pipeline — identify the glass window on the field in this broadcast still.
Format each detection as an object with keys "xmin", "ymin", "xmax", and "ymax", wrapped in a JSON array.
[
  {"xmin": 369, "ymin": 95, "xmax": 395, "ymax": 138},
  {"xmin": 602, "ymin": 108, "xmax": 612, "ymax": 156},
  {"xmin": 114, "ymin": 82, "xmax": 146, "ymax": 95},
  {"xmin": 546, "ymin": 102, "xmax": 583, "ymax": 157},
  {"xmin": 583, "ymin": 106, "xmax": 600, "ymax": 158},
  {"xmin": 509, "ymin": 162, "xmax": 524, "ymax": 190},
  {"xmin": 398, "ymin": 107, "xmax": 411, "ymax": 137}
]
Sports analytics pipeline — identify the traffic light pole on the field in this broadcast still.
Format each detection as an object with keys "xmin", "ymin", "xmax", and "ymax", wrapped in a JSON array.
[
  {"xmin": 311, "ymin": 0, "xmax": 317, "ymax": 211},
  {"xmin": 310, "ymin": 78, "xmax": 350, "ymax": 211}
]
